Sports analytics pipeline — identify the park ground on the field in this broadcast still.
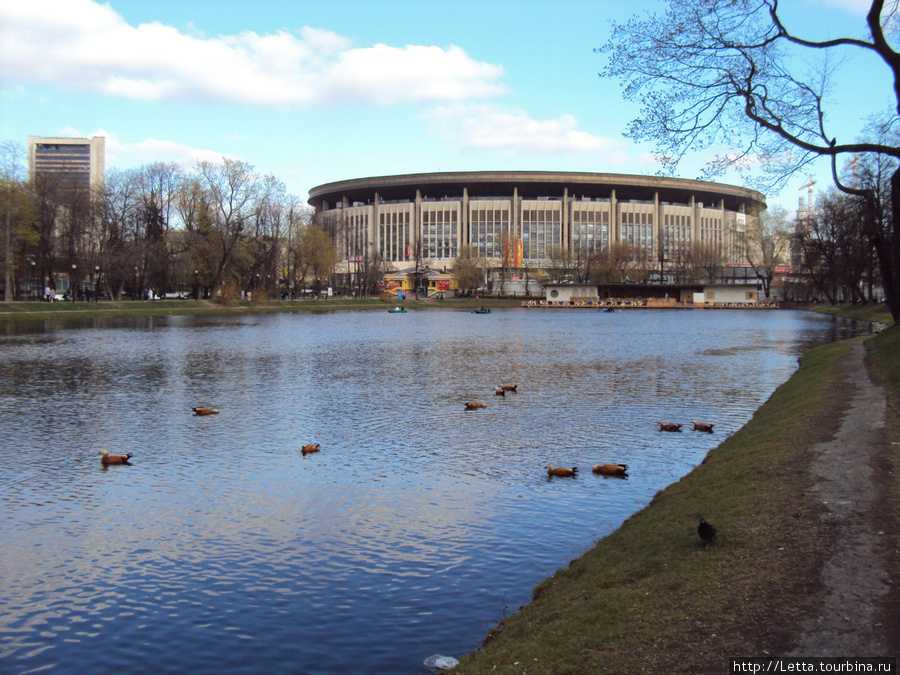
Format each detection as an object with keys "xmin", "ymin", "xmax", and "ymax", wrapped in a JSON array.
[{"xmin": 0, "ymin": 299, "xmax": 895, "ymax": 672}]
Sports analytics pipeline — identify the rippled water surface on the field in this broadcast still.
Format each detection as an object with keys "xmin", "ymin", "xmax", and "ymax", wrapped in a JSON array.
[{"xmin": 0, "ymin": 308, "xmax": 858, "ymax": 673}]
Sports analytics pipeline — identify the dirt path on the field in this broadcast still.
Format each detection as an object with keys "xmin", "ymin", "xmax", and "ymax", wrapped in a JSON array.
[{"xmin": 790, "ymin": 339, "xmax": 892, "ymax": 656}]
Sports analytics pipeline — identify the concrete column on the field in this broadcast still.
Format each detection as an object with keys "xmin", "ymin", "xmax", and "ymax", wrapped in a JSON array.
[
  {"xmin": 720, "ymin": 199, "xmax": 727, "ymax": 260},
  {"xmin": 414, "ymin": 190, "xmax": 422, "ymax": 254},
  {"xmin": 512, "ymin": 187, "xmax": 519, "ymax": 244},
  {"xmin": 462, "ymin": 187, "xmax": 469, "ymax": 245},
  {"xmin": 610, "ymin": 189, "xmax": 618, "ymax": 243},
  {"xmin": 691, "ymin": 195, "xmax": 699, "ymax": 244},
  {"xmin": 373, "ymin": 193, "xmax": 381, "ymax": 256},
  {"xmin": 652, "ymin": 192, "xmax": 663, "ymax": 264}
]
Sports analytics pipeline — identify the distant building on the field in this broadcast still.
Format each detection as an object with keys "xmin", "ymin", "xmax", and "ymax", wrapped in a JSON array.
[
  {"xmin": 28, "ymin": 136, "xmax": 105, "ymax": 192},
  {"xmin": 308, "ymin": 171, "xmax": 767, "ymax": 275},
  {"xmin": 27, "ymin": 136, "xmax": 106, "ymax": 296},
  {"xmin": 537, "ymin": 282, "xmax": 770, "ymax": 308}
]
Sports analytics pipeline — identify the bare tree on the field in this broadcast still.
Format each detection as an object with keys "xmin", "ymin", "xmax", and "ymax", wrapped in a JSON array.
[
  {"xmin": 591, "ymin": 242, "xmax": 650, "ymax": 283},
  {"xmin": 453, "ymin": 244, "xmax": 485, "ymax": 294},
  {"xmin": 572, "ymin": 246, "xmax": 595, "ymax": 284},
  {"xmin": 600, "ymin": 0, "xmax": 900, "ymax": 319},
  {"xmin": 313, "ymin": 210, "xmax": 347, "ymax": 291},
  {"xmin": 684, "ymin": 242, "xmax": 725, "ymax": 284},
  {"xmin": 798, "ymin": 190, "xmax": 872, "ymax": 303},
  {"xmin": 1, "ymin": 141, "xmax": 34, "ymax": 300},
  {"xmin": 293, "ymin": 223, "xmax": 336, "ymax": 295},
  {"xmin": 738, "ymin": 205, "xmax": 789, "ymax": 297},
  {"xmin": 244, "ymin": 175, "xmax": 287, "ymax": 298},
  {"xmin": 140, "ymin": 162, "xmax": 185, "ymax": 294},
  {"xmin": 98, "ymin": 169, "xmax": 143, "ymax": 300},
  {"xmin": 196, "ymin": 158, "xmax": 259, "ymax": 292},
  {"xmin": 548, "ymin": 245, "xmax": 576, "ymax": 283}
]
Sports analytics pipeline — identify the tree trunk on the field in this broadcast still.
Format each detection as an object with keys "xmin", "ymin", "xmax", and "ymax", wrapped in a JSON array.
[
  {"xmin": 876, "ymin": 169, "xmax": 900, "ymax": 321},
  {"xmin": 3, "ymin": 209, "xmax": 10, "ymax": 302}
]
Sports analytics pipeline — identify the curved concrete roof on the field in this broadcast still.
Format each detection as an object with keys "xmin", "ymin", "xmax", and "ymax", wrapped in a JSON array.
[{"xmin": 308, "ymin": 171, "xmax": 766, "ymax": 212}]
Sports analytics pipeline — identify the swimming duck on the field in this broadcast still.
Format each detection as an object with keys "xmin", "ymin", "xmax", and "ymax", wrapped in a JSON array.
[
  {"xmin": 499, "ymin": 384, "xmax": 517, "ymax": 392},
  {"xmin": 301, "ymin": 443, "xmax": 320, "ymax": 454},
  {"xmin": 100, "ymin": 449, "xmax": 132, "ymax": 465},
  {"xmin": 192, "ymin": 407, "xmax": 219, "ymax": 416},
  {"xmin": 494, "ymin": 387, "xmax": 505, "ymax": 396},
  {"xmin": 465, "ymin": 402, "xmax": 487, "ymax": 410},
  {"xmin": 692, "ymin": 420, "xmax": 714, "ymax": 432},
  {"xmin": 546, "ymin": 465, "xmax": 577, "ymax": 477},
  {"xmin": 592, "ymin": 463, "xmax": 628, "ymax": 476},
  {"xmin": 658, "ymin": 421, "xmax": 682, "ymax": 432}
]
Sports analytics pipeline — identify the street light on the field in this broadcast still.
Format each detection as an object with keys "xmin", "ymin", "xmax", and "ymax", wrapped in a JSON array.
[
  {"xmin": 194, "ymin": 269, "xmax": 199, "ymax": 301},
  {"xmin": 71, "ymin": 264, "xmax": 77, "ymax": 302},
  {"xmin": 28, "ymin": 259, "xmax": 34, "ymax": 301},
  {"xmin": 94, "ymin": 266, "xmax": 100, "ymax": 302}
]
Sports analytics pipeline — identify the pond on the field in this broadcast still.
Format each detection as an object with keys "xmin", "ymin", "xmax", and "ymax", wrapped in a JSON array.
[{"xmin": 0, "ymin": 308, "xmax": 861, "ymax": 674}]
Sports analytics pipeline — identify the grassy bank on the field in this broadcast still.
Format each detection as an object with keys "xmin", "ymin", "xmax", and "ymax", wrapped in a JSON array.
[
  {"xmin": 453, "ymin": 326, "xmax": 900, "ymax": 673},
  {"xmin": 804, "ymin": 300, "xmax": 894, "ymax": 325}
]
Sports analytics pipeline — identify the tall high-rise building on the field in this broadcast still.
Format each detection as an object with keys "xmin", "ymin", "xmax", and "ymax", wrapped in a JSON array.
[{"xmin": 27, "ymin": 136, "xmax": 105, "ymax": 192}]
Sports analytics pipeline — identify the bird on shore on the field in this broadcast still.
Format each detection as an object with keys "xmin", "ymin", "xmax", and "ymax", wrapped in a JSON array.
[
  {"xmin": 499, "ymin": 384, "xmax": 517, "ymax": 392},
  {"xmin": 547, "ymin": 465, "xmax": 578, "ymax": 477},
  {"xmin": 301, "ymin": 443, "xmax": 320, "ymax": 454},
  {"xmin": 100, "ymin": 449, "xmax": 132, "ymax": 465},
  {"xmin": 658, "ymin": 421, "xmax": 682, "ymax": 432},
  {"xmin": 592, "ymin": 463, "xmax": 628, "ymax": 477},
  {"xmin": 465, "ymin": 402, "xmax": 487, "ymax": 410},
  {"xmin": 692, "ymin": 420, "xmax": 714, "ymax": 433},
  {"xmin": 192, "ymin": 407, "xmax": 218, "ymax": 416},
  {"xmin": 698, "ymin": 517, "xmax": 717, "ymax": 546}
]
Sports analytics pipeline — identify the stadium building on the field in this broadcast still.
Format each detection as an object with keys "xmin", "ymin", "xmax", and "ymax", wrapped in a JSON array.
[{"xmin": 308, "ymin": 171, "xmax": 767, "ymax": 280}]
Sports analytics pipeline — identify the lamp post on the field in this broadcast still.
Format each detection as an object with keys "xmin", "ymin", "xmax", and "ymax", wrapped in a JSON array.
[
  {"xmin": 71, "ymin": 264, "xmax": 77, "ymax": 302},
  {"xmin": 94, "ymin": 266, "xmax": 100, "ymax": 302},
  {"xmin": 27, "ymin": 259, "xmax": 34, "ymax": 301},
  {"xmin": 194, "ymin": 269, "xmax": 199, "ymax": 301}
]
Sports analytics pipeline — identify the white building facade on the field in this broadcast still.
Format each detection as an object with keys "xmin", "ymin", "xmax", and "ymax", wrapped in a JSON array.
[{"xmin": 308, "ymin": 171, "xmax": 766, "ymax": 273}]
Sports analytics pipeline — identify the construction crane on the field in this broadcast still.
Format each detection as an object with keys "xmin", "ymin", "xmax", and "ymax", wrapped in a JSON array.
[{"xmin": 799, "ymin": 175, "xmax": 816, "ymax": 227}]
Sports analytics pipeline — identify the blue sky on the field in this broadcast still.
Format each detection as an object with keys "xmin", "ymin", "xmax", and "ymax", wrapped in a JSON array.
[{"xmin": 0, "ymin": 0, "xmax": 890, "ymax": 213}]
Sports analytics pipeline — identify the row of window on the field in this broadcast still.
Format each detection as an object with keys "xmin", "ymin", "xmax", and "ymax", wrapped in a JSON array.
[{"xmin": 356, "ymin": 207, "xmax": 726, "ymax": 262}]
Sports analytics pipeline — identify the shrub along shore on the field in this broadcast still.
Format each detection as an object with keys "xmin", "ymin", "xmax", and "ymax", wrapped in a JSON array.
[{"xmin": 1, "ymin": 299, "xmax": 894, "ymax": 671}]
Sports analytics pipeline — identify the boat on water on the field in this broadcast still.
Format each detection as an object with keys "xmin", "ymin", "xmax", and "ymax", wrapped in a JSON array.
[
  {"xmin": 472, "ymin": 307, "xmax": 491, "ymax": 314},
  {"xmin": 601, "ymin": 307, "xmax": 615, "ymax": 313},
  {"xmin": 388, "ymin": 307, "xmax": 407, "ymax": 313}
]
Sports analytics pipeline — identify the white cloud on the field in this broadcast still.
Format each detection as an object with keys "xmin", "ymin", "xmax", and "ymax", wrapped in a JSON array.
[
  {"xmin": 0, "ymin": 0, "xmax": 506, "ymax": 106},
  {"xmin": 426, "ymin": 104, "xmax": 637, "ymax": 163},
  {"xmin": 57, "ymin": 128, "xmax": 233, "ymax": 171},
  {"xmin": 120, "ymin": 137, "xmax": 235, "ymax": 169}
]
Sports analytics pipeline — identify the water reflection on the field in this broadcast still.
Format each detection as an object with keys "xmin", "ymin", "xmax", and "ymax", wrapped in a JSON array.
[{"xmin": 0, "ymin": 309, "xmax": 856, "ymax": 673}]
